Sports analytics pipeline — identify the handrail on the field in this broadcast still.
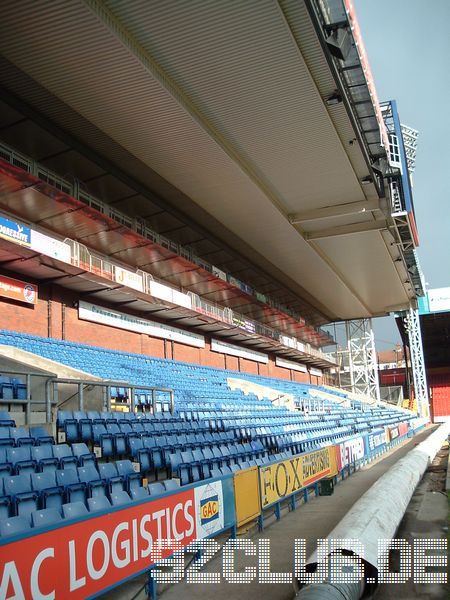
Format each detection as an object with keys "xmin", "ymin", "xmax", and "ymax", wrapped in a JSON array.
[{"xmin": 45, "ymin": 378, "xmax": 175, "ymax": 421}]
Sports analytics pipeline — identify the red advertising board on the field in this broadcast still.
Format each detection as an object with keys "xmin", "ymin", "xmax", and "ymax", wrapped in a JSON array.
[
  {"xmin": 0, "ymin": 479, "xmax": 227, "ymax": 600},
  {"xmin": 398, "ymin": 422, "xmax": 409, "ymax": 437},
  {"xmin": 0, "ymin": 274, "xmax": 37, "ymax": 305}
]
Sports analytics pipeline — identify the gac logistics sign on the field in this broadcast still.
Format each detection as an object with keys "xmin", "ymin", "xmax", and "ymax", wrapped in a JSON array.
[
  {"xmin": 0, "ymin": 480, "xmax": 231, "ymax": 599},
  {"xmin": 0, "ymin": 274, "xmax": 37, "ymax": 305},
  {"xmin": 259, "ymin": 448, "xmax": 336, "ymax": 508},
  {"xmin": 0, "ymin": 215, "xmax": 31, "ymax": 247},
  {"xmin": 335, "ymin": 436, "xmax": 365, "ymax": 471}
]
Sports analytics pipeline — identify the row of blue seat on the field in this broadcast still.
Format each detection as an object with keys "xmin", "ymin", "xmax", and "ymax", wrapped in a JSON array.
[
  {"xmin": 0, "ymin": 376, "xmax": 27, "ymax": 401},
  {"xmin": 0, "ymin": 426, "xmax": 54, "ymax": 447},
  {"xmin": 0, "ymin": 442, "xmax": 95, "ymax": 475},
  {"xmin": 0, "ymin": 457, "xmax": 174, "ymax": 522},
  {"xmin": 0, "ymin": 476, "xmax": 180, "ymax": 538},
  {"xmin": 59, "ymin": 415, "xmax": 218, "ymax": 444},
  {"xmin": 132, "ymin": 438, "xmax": 269, "ymax": 480}
]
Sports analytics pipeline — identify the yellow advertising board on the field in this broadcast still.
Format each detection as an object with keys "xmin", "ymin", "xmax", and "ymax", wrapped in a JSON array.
[
  {"xmin": 233, "ymin": 466, "xmax": 261, "ymax": 527},
  {"xmin": 259, "ymin": 447, "xmax": 337, "ymax": 508}
]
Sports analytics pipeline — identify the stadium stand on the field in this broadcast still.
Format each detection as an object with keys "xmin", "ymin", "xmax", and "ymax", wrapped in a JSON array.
[
  {"xmin": 0, "ymin": 0, "xmax": 435, "ymax": 597},
  {"xmin": 0, "ymin": 331, "xmax": 416, "ymax": 514}
]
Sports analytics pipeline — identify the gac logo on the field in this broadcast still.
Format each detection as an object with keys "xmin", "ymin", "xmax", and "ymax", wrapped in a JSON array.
[{"xmin": 200, "ymin": 495, "xmax": 219, "ymax": 524}]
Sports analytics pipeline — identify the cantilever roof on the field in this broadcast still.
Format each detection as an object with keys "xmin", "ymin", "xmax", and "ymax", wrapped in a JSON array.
[{"xmin": 0, "ymin": 0, "xmax": 416, "ymax": 322}]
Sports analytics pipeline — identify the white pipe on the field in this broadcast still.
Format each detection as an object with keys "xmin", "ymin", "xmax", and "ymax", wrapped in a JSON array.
[{"xmin": 296, "ymin": 423, "xmax": 450, "ymax": 598}]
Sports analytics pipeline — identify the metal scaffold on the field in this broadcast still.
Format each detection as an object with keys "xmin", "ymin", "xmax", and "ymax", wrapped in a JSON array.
[
  {"xmin": 403, "ymin": 305, "xmax": 430, "ymax": 418},
  {"xmin": 336, "ymin": 319, "xmax": 381, "ymax": 402}
]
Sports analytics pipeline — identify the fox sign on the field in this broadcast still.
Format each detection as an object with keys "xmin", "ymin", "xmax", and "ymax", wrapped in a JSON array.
[{"xmin": 0, "ymin": 481, "xmax": 227, "ymax": 599}]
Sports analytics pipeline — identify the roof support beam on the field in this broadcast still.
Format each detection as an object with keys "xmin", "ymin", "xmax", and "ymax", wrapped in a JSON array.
[
  {"xmin": 304, "ymin": 219, "xmax": 387, "ymax": 240},
  {"xmin": 288, "ymin": 199, "xmax": 379, "ymax": 224}
]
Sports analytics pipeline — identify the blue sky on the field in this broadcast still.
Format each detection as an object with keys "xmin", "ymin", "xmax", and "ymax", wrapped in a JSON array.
[{"xmin": 354, "ymin": 0, "xmax": 450, "ymax": 349}]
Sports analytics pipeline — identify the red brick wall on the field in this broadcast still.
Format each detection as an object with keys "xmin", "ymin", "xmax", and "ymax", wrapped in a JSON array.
[
  {"xmin": 293, "ymin": 370, "xmax": 311, "ymax": 384},
  {"xmin": 0, "ymin": 295, "xmax": 48, "ymax": 337},
  {"xmin": 172, "ymin": 342, "xmax": 201, "ymax": 365},
  {"xmin": 0, "ymin": 275, "xmax": 324, "ymax": 386},
  {"xmin": 268, "ymin": 362, "xmax": 290, "ymax": 380}
]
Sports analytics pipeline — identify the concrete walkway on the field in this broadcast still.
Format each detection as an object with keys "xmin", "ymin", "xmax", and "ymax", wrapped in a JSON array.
[{"xmin": 144, "ymin": 426, "xmax": 437, "ymax": 600}]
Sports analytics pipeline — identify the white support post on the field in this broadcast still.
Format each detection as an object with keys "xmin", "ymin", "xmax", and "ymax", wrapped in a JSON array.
[{"xmin": 404, "ymin": 306, "xmax": 430, "ymax": 419}]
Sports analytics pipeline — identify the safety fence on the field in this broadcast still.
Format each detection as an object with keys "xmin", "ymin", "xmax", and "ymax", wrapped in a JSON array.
[{"xmin": 0, "ymin": 418, "xmax": 425, "ymax": 599}]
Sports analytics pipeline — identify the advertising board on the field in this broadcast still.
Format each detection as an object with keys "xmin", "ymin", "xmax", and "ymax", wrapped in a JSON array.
[
  {"xmin": 0, "ymin": 479, "xmax": 233, "ymax": 599},
  {"xmin": 259, "ymin": 448, "xmax": 336, "ymax": 509},
  {"xmin": 0, "ymin": 274, "xmax": 37, "ymax": 305},
  {"xmin": 335, "ymin": 436, "xmax": 365, "ymax": 471}
]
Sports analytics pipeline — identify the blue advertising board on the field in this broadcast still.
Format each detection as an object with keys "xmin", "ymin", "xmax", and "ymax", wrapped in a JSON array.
[
  {"xmin": 364, "ymin": 428, "xmax": 387, "ymax": 456},
  {"xmin": 0, "ymin": 215, "xmax": 31, "ymax": 247}
]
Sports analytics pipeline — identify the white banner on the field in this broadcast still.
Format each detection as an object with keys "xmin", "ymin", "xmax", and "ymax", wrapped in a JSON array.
[
  {"xmin": 30, "ymin": 229, "xmax": 71, "ymax": 264},
  {"xmin": 149, "ymin": 280, "xmax": 192, "ymax": 309},
  {"xmin": 309, "ymin": 367, "xmax": 323, "ymax": 377},
  {"xmin": 427, "ymin": 287, "xmax": 450, "ymax": 313},
  {"xmin": 275, "ymin": 356, "xmax": 308, "ymax": 373},
  {"xmin": 211, "ymin": 338, "xmax": 268, "ymax": 364},
  {"xmin": 114, "ymin": 266, "xmax": 144, "ymax": 292},
  {"xmin": 79, "ymin": 301, "xmax": 204, "ymax": 348}
]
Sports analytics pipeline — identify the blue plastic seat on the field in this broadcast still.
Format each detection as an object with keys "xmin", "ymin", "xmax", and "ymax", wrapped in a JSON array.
[
  {"xmin": 0, "ymin": 446, "xmax": 12, "ymax": 475},
  {"xmin": 10, "ymin": 427, "xmax": 33, "ymax": 447},
  {"xmin": 31, "ymin": 507, "xmax": 63, "ymax": 528},
  {"xmin": 4, "ymin": 474, "xmax": 38, "ymax": 521},
  {"xmin": 128, "ymin": 481, "xmax": 148, "ymax": 499},
  {"xmin": 62, "ymin": 501, "xmax": 89, "ymax": 520},
  {"xmin": 169, "ymin": 450, "xmax": 186, "ymax": 478},
  {"xmin": 148, "ymin": 482, "xmax": 165, "ymax": 496},
  {"xmin": 53, "ymin": 444, "xmax": 77, "ymax": 469},
  {"xmin": 0, "ymin": 411, "xmax": 15, "ymax": 427},
  {"xmin": 88, "ymin": 496, "xmax": 111, "ymax": 513},
  {"xmin": 111, "ymin": 490, "xmax": 131, "ymax": 506},
  {"xmin": 1, "ymin": 382, "xmax": 14, "ymax": 401},
  {"xmin": 115, "ymin": 460, "xmax": 141, "ymax": 492},
  {"xmin": 106, "ymin": 423, "xmax": 128, "ymax": 455},
  {"xmin": 92, "ymin": 425, "xmax": 114, "ymax": 458},
  {"xmin": 77, "ymin": 466, "xmax": 105, "ymax": 498},
  {"xmin": 0, "ymin": 428, "xmax": 13, "ymax": 447},
  {"xmin": 56, "ymin": 469, "xmax": 86, "ymax": 504},
  {"xmin": 63, "ymin": 418, "xmax": 79, "ymax": 443},
  {"xmin": 0, "ymin": 515, "xmax": 30, "ymax": 537},
  {"xmin": 31, "ymin": 471, "xmax": 63, "ymax": 511},
  {"xmin": 71, "ymin": 443, "xmax": 96, "ymax": 467},
  {"xmin": 98, "ymin": 462, "xmax": 124, "ymax": 495},
  {"xmin": 78, "ymin": 418, "xmax": 93, "ymax": 443},
  {"xmin": 30, "ymin": 427, "xmax": 54, "ymax": 446},
  {"xmin": 31, "ymin": 445, "xmax": 58, "ymax": 472},
  {"xmin": 0, "ymin": 477, "xmax": 11, "ymax": 519},
  {"xmin": 7, "ymin": 446, "xmax": 36, "ymax": 475},
  {"xmin": 149, "ymin": 447, "xmax": 164, "ymax": 472},
  {"xmin": 162, "ymin": 479, "xmax": 179, "ymax": 492},
  {"xmin": 57, "ymin": 410, "xmax": 73, "ymax": 430}
]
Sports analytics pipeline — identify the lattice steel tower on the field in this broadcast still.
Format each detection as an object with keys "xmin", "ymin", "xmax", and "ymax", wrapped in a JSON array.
[
  {"xmin": 337, "ymin": 319, "xmax": 381, "ymax": 402},
  {"xmin": 403, "ymin": 305, "xmax": 430, "ymax": 418}
]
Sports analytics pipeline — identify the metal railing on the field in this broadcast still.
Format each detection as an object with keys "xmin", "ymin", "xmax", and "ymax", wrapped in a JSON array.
[
  {"xmin": 46, "ymin": 378, "xmax": 174, "ymax": 421},
  {"xmin": 0, "ymin": 369, "xmax": 57, "ymax": 425},
  {"xmin": 0, "ymin": 139, "xmax": 332, "ymax": 344}
]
